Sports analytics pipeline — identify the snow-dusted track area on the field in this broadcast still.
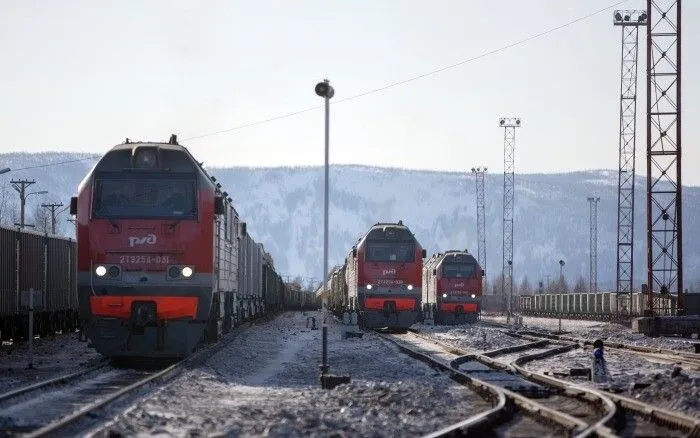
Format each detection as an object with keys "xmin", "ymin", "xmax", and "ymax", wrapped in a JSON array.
[
  {"xmin": 421, "ymin": 316, "xmax": 700, "ymax": 420},
  {"xmin": 93, "ymin": 312, "xmax": 491, "ymax": 437},
  {"xmin": 0, "ymin": 332, "xmax": 104, "ymax": 394},
  {"xmin": 481, "ymin": 315, "xmax": 698, "ymax": 352}
]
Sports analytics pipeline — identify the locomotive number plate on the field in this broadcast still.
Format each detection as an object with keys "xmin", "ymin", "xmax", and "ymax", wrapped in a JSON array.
[
  {"xmin": 376, "ymin": 279, "xmax": 404, "ymax": 285},
  {"xmin": 119, "ymin": 255, "xmax": 172, "ymax": 264}
]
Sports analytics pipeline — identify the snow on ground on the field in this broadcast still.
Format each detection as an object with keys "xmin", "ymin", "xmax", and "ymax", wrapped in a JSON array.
[
  {"xmin": 0, "ymin": 332, "xmax": 104, "ymax": 394},
  {"xmin": 481, "ymin": 315, "xmax": 699, "ymax": 352},
  {"xmin": 417, "ymin": 323, "xmax": 526, "ymax": 353},
  {"xmin": 521, "ymin": 345, "xmax": 700, "ymax": 419},
  {"xmin": 96, "ymin": 312, "xmax": 492, "ymax": 437}
]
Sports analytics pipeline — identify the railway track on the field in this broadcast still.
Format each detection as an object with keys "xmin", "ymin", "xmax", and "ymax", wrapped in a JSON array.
[
  {"xmin": 378, "ymin": 330, "xmax": 613, "ymax": 437},
  {"xmin": 513, "ymin": 328, "xmax": 700, "ymax": 372},
  {"xmin": 403, "ymin": 328, "xmax": 700, "ymax": 437},
  {"xmin": 0, "ymin": 317, "xmax": 268, "ymax": 437}
]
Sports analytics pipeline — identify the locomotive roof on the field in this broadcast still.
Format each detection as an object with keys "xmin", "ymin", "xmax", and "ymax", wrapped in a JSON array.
[{"xmin": 428, "ymin": 250, "xmax": 478, "ymax": 265}]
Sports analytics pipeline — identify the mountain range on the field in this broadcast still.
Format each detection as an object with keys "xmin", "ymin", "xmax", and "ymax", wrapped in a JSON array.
[{"xmin": 1, "ymin": 151, "xmax": 698, "ymax": 293}]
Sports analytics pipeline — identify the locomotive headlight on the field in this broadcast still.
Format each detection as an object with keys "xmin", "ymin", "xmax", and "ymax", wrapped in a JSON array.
[
  {"xmin": 95, "ymin": 265, "xmax": 107, "ymax": 277},
  {"xmin": 442, "ymin": 293, "xmax": 447, "ymax": 298},
  {"xmin": 182, "ymin": 266, "xmax": 194, "ymax": 278},
  {"xmin": 366, "ymin": 284, "xmax": 372, "ymax": 290},
  {"xmin": 407, "ymin": 284, "xmax": 413, "ymax": 291},
  {"xmin": 471, "ymin": 294, "xmax": 476, "ymax": 299}
]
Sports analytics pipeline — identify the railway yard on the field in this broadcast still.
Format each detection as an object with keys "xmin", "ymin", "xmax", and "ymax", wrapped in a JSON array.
[{"xmin": 0, "ymin": 311, "xmax": 698, "ymax": 437}]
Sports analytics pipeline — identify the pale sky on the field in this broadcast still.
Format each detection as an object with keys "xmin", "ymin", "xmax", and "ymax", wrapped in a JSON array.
[{"xmin": 1, "ymin": 1, "xmax": 698, "ymax": 184}]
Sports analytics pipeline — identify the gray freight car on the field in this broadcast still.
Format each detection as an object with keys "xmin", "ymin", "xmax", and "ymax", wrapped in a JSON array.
[
  {"xmin": 1, "ymin": 225, "xmax": 78, "ymax": 342},
  {"xmin": 518, "ymin": 291, "xmax": 676, "ymax": 320},
  {"xmin": 237, "ymin": 222, "xmax": 264, "ymax": 321}
]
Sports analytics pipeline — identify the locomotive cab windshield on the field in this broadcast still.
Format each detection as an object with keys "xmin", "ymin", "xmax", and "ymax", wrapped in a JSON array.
[
  {"xmin": 441, "ymin": 263, "xmax": 476, "ymax": 278},
  {"xmin": 93, "ymin": 173, "xmax": 198, "ymax": 219}
]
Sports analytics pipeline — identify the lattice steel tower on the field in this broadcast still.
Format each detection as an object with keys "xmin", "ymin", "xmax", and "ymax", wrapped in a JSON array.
[
  {"xmin": 498, "ymin": 117, "xmax": 520, "ymax": 321},
  {"xmin": 613, "ymin": 10, "xmax": 647, "ymax": 309},
  {"xmin": 646, "ymin": 0, "xmax": 683, "ymax": 315},
  {"xmin": 471, "ymin": 167, "xmax": 487, "ymax": 280},
  {"xmin": 588, "ymin": 197, "xmax": 600, "ymax": 293}
]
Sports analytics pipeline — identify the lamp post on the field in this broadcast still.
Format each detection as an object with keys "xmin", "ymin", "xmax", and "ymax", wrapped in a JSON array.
[{"xmin": 315, "ymin": 78, "xmax": 334, "ymax": 379}]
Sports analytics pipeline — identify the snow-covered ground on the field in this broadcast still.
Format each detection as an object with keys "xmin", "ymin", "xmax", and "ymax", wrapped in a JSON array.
[
  {"xmin": 481, "ymin": 315, "xmax": 699, "ymax": 352},
  {"xmin": 0, "ymin": 332, "xmax": 104, "ymax": 394},
  {"xmin": 95, "ymin": 312, "xmax": 492, "ymax": 437},
  {"xmin": 417, "ymin": 323, "xmax": 526, "ymax": 353},
  {"xmin": 417, "ymin": 320, "xmax": 700, "ymax": 420},
  {"xmin": 521, "ymin": 345, "xmax": 700, "ymax": 419}
]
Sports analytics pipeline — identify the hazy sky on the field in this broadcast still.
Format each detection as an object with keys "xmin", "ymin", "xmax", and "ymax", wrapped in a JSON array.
[{"xmin": 1, "ymin": 1, "xmax": 698, "ymax": 184}]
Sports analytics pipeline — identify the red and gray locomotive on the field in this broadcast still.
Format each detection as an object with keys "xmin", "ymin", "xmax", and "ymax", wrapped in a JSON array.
[
  {"xmin": 70, "ymin": 135, "xmax": 286, "ymax": 359},
  {"xmin": 423, "ymin": 250, "xmax": 483, "ymax": 324},
  {"xmin": 343, "ymin": 221, "xmax": 425, "ymax": 331}
]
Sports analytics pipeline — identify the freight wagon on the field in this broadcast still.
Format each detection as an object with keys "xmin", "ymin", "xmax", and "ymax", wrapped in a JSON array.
[
  {"xmin": 0, "ymin": 225, "xmax": 79, "ymax": 342},
  {"xmin": 518, "ymin": 291, "xmax": 677, "ymax": 320}
]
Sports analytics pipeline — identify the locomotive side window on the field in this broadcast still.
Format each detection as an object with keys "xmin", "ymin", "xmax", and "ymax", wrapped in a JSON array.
[
  {"xmin": 365, "ymin": 241, "xmax": 415, "ymax": 262},
  {"xmin": 93, "ymin": 174, "xmax": 197, "ymax": 219},
  {"xmin": 441, "ymin": 263, "xmax": 477, "ymax": 278}
]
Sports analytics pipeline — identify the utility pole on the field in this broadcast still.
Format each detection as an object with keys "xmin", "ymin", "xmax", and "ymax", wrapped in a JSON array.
[
  {"xmin": 498, "ymin": 117, "xmax": 521, "ymax": 324},
  {"xmin": 588, "ymin": 197, "xmax": 600, "ymax": 293},
  {"xmin": 11, "ymin": 180, "xmax": 47, "ymax": 229},
  {"xmin": 11, "ymin": 179, "xmax": 35, "ymax": 228},
  {"xmin": 41, "ymin": 203, "xmax": 64, "ymax": 234},
  {"xmin": 613, "ymin": 9, "xmax": 647, "ymax": 316}
]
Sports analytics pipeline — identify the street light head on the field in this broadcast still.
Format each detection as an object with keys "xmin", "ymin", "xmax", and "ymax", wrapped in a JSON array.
[
  {"xmin": 638, "ymin": 12, "xmax": 647, "ymax": 22},
  {"xmin": 614, "ymin": 11, "xmax": 622, "ymax": 21},
  {"xmin": 315, "ymin": 80, "xmax": 335, "ymax": 99},
  {"xmin": 471, "ymin": 168, "xmax": 476, "ymax": 172},
  {"xmin": 499, "ymin": 119, "xmax": 505, "ymax": 126},
  {"xmin": 515, "ymin": 118, "xmax": 521, "ymax": 125},
  {"xmin": 559, "ymin": 260, "xmax": 565, "ymax": 266},
  {"xmin": 0, "ymin": 167, "xmax": 10, "ymax": 175}
]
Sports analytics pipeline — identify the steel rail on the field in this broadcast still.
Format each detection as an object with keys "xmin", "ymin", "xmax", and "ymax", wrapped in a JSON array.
[
  {"xmin": 407, "ymin": 330, "xmax": 617, "ymax": 438},
  {"xmin": 379, "ymin": 332, "xmax": 589, "ymax": 437},
  {"xmin": 0, "ymin": 359, "xmax": 110, "ymax": 403},
  {"xmin": 22, "ymin": 317, "xmax": 267, "ymax": 438}
]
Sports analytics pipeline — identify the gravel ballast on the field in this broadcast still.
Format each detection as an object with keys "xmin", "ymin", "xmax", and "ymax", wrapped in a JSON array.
[{"xmin": 96, "ymin": 312, "xmax": 491, "ymax": 437}]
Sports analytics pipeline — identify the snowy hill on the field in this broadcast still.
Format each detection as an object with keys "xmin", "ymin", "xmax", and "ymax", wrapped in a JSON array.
[{"xmin": 1, "ymin": 151, "xmax": 698, "ymax": 291}]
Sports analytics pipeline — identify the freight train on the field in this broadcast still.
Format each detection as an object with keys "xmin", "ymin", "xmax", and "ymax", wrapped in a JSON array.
[
  {"xmin": 0, "ymin": 226, "xmax": 79, "ymax": 342},
  {"xmin": 321, "ymin": 221, "xmax": 426, "ymax": 331},
  {"xmin": 423, "ymin": 250, "xmax": 484, "ymax": 324},
  {"xmin": 518, "ymin": 291, "xmax": 677, "ymax": 320},
  {"xmin": 68, "ymin": 135, "xmax": 314, "ymax": 359}
]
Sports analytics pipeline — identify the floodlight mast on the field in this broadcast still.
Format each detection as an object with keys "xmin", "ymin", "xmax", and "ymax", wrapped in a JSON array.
[
  {"xmin": 612, "ymin": 9, "xmax": 647, "ymax": 315},
  {"xmin": 498, "ymin": 117, "xmax": 520, "ymax": 324}
]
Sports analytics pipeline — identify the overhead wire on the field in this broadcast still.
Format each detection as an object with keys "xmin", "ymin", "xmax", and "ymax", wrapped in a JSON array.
[
  {"xmin": 4, "ymin": 0, "xmax": 629, "ymax": 170},
  {"xmin": 182, "ymin": 0, "xmax": 628, "ymax": 142}
]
